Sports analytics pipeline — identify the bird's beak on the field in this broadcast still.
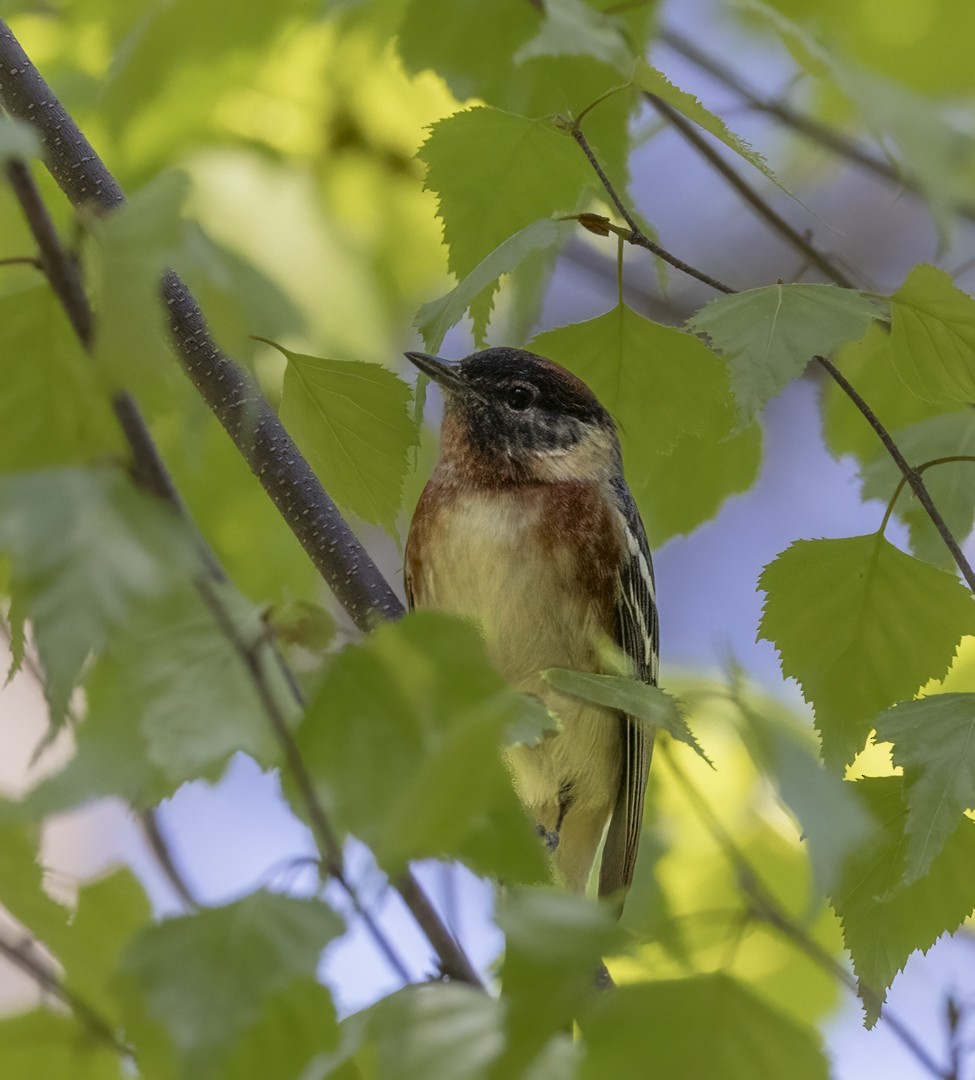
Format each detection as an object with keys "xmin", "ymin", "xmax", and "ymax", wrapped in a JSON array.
[{"xmin": 404, "ymin": 351, "xmax": 466, "ymax": 394}]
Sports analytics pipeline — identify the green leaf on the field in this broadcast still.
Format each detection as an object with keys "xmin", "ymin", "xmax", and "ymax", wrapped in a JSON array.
[
  {"xmin": 543, "ymin": 670, "xmax": 711, "ymax": 766},
  {"xmin": 732, "ymin": 687, "xmax": 874, "ymax": 902},
  {"xmin": 494, "ymin": 887, "xmax": 620, "ymax": 1076},
  {"xmin": 118, "ymin": 891, "xmax": 342, "ymax": 1080},
  {"xmin": 889, "ymin": 264, "xmax": 975, "ymax": 404},
  {"xmin": 90, "ymin": 171, "xmax": 190, "ymax": 394},
  {"xmin": 529, "ymin": 304, "xmax": 736, "ymax": 457},
  {"xmin": 0, "ymin": 818, "xmax": 70, "ymax": 949},
  {"xmin": 578, "ymin": 972, "xmax": 828, "ymax": 1080},
  {"xmin": 688, "ymin": 284, "xmax": 882, "ymax": 418},
  {"xmin": 364, "ymin": 984, "xmax": 506, "ymax": 1080},
  {"xmin": 0, "ymin": 468, "xmax": 198, "ymax": 726},
  {"xmin": 515, "ymin": 0, "xmax": 633, "ymax": 72},
  {"xmin": 505, "ymin": 694, "xmax": 560, "ymax": 749},
  {"xmin": 632, "ymin": 61, "xmax": 783, "ymax": 191},
  {"xmin": 874, "ymin": 693, "xmax": 975, "ymax": 885},
  {"xmin": 415, "ymin": 218, "xmax": 575, "ymax": 352},
  {"xmin": 419, "ymin": 107, "xmax": 594, "ymax": 281},
  {"xmin": 638, "ymin": 422, "xmax": 763, "ymax": 546},
  {"xmin": 296, "ymin": 611, "xmax": 547, "ymax": 882},
  {"xmin": 215, "ymin": 977, "xmax": 344, "ymax": 1080},
  {"xmin": 0, "ymin": 1010, "xmax": 123, "ymax": 1080},
  {"xmin": 758, "ymin": 534, "xmax": 975, "ymax": 768},
  {"xmin": 274, "ymin": 343, "xmax": 416, "ymax": 534},
  {"xmin": 860, "ymin": 408, "xmax": 975, "ymax": 568},
  {"xmin": 831, "ymin": 776, "xmax": 975, "ymax": 1025},
  {"xmin": 822, "ymin": 321, "xmax": 948, "ymax": 465},
  {"xmin": 0, "ymin": 287, "xmax": 121, "ymax": 472}
]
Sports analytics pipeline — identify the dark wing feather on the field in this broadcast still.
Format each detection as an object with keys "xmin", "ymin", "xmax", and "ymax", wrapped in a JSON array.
[{"xmin": 598, "ymin": 476, "xmax": 658, "ymax": 902}]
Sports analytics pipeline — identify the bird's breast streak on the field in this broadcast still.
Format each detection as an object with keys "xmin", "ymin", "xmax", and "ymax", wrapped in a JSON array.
[{"xmin": 412, "ymin": 490, "xmax": 620, "ymax": 816}]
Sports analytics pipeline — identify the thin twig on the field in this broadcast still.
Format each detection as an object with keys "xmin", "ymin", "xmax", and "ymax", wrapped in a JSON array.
[
  {"xmin": 570, "ymin": 124, "xmax": 736, "ymax": 294},
  {"xmin": 138, "ymin": 810, "xmax": 201, "ymax": 911},
  {"xmin": 818, "ymin": 356, "xmax": 975, "ymax": 592},
  {"xmin": 0, "ymin": 253, "xmax": 41, "ymax": 268},
  {"xmin": 0, "ymin": 930, "xmax": 130, "ymax": 1058},
  {"xmin": 657, "ymin": 26, "xmax": 975, "ymax": 225},
  {"xmin": 662, "ymin": 742, "xmax": 951, "ymax": 1080},
  {"xmin": 645, "ymin": 94, "xmax": 859, "ymax": 289}
]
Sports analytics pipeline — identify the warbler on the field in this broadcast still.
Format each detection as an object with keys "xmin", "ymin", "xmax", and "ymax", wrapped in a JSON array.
[{"xmin": 404, "ymin": 347, "xmax": 658, "ymax": 902}]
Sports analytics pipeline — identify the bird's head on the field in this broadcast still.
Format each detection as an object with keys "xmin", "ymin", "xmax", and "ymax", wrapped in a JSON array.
[{"xmin": 406, "ymin": 347, "xmax": 622, "ymax": 485}]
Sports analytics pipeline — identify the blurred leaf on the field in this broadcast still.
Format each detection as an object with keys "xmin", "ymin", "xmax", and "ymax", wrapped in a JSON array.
[
  {"xmin": 688, "ymin": 284, "xmax": 882, "ymax": 418},
  {"xmin": 0, "ymin": 1010, "xmax": 123, "ymax": 1080},
  {"xmin": 269, "ymin": 599, "xmax": 337, "ymax": 655},
  {"xmin": 0, "ymin": 468, "xmax": 197, "ymax": 726},
  {"xmin": 578, "ymin": 972, "xmax": 828, "ymax": 1079},
  {"xmin": 874, "ymin": 693, "xmax": 975, "ymax": 885},
  {"xmin": 860, "ymin": 409, "xmax": 975, "ymax": 568},
  {"xmin": 733, "ymin": 688, "xmax": 874, "ymax": 901},
  {"xmin": 90, "ymin": 171, "xmax": 190, "ymax": 394},
  {"xmin": 758, "ymin": 534, "xmax": 975, "ymax": 768},
  {"xmin": 633, "ymin": 61, "xmax": 783, "ymax": 191},
  {"xmin": 364, "ymin": 984, "xmax": 505, "ymax": 1080},
  {"xmin": 273, "ymin": 343, "xmax": 416, "ymax": 534},
  {"xmin": 889, "ymin": 264, "xmax": 975, "ymax": 404},
  {"xmin": 493, "ymin": 887, "xmax": 620, "ymax": 1077},
  {"xmin": 505, "ymin": 694, "xmax": 560, "ymax": 749},
  {"xmin": 296, "ymin": 611, "xmax": 547, "ymax": 882},
  {"xmin": 515, "ymin": 0, "xmax": 633, "ymax": 72},
  {"xmin": 118, "ymin": 891, "xmax": 342, "ymax": 1080},
  {"xmin": 530, "ymin": 304, "xmax": 736, "ymax": 456},
  {"xmin": 543, "ymin": 670, "xmax": 711, "ymax": 765},
  {"xmin": 419, "ymin": 107, "xmax": 594, "ymax": 281},
  {"xmin": 0, "ymin": 115, "xmax": 41, "ymax": 160},
  {"xmin": 832, "ymin": 776, "xmax": 975, "ymax": 1026},
  {"xmin": 0, "ymin": 818, "xmax": 70, "ymax": 949},
  {"xmin": 822, "ymin": 321, "xmax": 948, "ymax": 465},
  {"xmin": 0, "ymin": 286, "xmax": 121, "ymax": 472},
  {"xmin": 415, "ymin": 218, "xmax": 575, "ymax": 352},
  {"xmin": 216, "ymin": 977, "xmax": 345, "ymax": 1080}
]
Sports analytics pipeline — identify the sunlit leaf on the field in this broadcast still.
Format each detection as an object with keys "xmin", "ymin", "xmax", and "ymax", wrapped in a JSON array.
[
  {"xmin": 758, "ymin": 534, "xmax": 975, "ymax": 767},
  {"xmin": 274, "ymin": 343, "xmax": 416, "ymax": 534},
  {"xmin": 578, "ymin": 972, "xmax": 828, "ymax": 1079},
  {"xmin": 0, "ymin": 1010, "xmax": 123, "ymax": 1080},
  {"xmin": 832, "ymin": 776, "xmax": 975, "ymax": 1026},
  {"xmin": 688, "ymin": 284, "xmax": 883, "ymax": 418}
]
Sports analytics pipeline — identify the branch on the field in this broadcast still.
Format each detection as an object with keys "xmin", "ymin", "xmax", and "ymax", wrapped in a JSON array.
[
  {"xmin": 0, "ymin": 929, "xmax": 130, "ymax": 1058},
  {"xmin": 0, "ymin": 17, "xmax": 402, "ymax": 632},
  {"xmin": 818, "ymin": 356, "xmax": 975, "ymax": 592},
  {"xmin": 645, "ymin": 94, "xmax": 859, "ymax": 289},
  {"xmin": 661, "ymin": 742, "xmax": 952, "ymax": 1080},
  {"xmin": 569, "ymin": 124, "xmax": 736, "ymax": 294},
  {"xmin": 657, "ymin": 26, "xmax": 975, "ymax": 226}
]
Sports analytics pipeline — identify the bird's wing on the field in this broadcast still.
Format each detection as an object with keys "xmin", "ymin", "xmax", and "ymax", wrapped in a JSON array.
[{"xmin": 598, "ymin": 477, "xmax": 658, "ymax": 902}]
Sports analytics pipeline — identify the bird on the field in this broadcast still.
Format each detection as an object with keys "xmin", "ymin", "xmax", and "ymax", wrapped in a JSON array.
[{"xmin": 404, "ymin": 346, "xmax": 658, "ymax": 904}]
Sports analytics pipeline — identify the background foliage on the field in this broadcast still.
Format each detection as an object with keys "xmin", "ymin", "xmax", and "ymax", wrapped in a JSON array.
[{"xmin": 2, "ymin": 0, "xmax": 975, "ymax": 1077}]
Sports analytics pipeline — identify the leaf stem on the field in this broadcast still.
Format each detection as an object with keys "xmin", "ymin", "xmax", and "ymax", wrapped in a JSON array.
[{"xmin": 878, "ymin": 456, "xmax": 975, "ymax": 537}]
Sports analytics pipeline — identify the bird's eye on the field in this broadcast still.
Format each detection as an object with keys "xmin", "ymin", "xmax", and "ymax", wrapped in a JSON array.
[{"xmin": 505, "ymin": 384, "xmax": 536, "ymax": 410}]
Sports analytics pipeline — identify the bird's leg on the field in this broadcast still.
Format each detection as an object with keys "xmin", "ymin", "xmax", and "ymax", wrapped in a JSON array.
[{"xmin": 537, "ymin": 786, "xmax": 574, "ymax": 854}]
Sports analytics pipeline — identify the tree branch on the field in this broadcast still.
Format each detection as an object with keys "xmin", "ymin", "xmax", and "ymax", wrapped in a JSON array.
[
  {"xmin": 645, "ymin": 94, "xmax": 859, "ymax": 289},
  {"xmin": 570, "ymin": 124, "xmax": 736, "ymax": 294},
  {"xmin": 0, "ymin": 16, "xmax": 403, "ymax": 631},
  {"xmin": 817, "ymin": 356, "xmax": 975, "ymax": 592},
  {"xmin": 657, "ymin": 26, "xmax": 975, "ymax": 226}
]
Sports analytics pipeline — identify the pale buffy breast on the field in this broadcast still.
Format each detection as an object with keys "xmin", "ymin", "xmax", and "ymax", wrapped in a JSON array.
[{"xmin": 406, "ymin": 486, "xmax": 621, "ymax": 821}]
